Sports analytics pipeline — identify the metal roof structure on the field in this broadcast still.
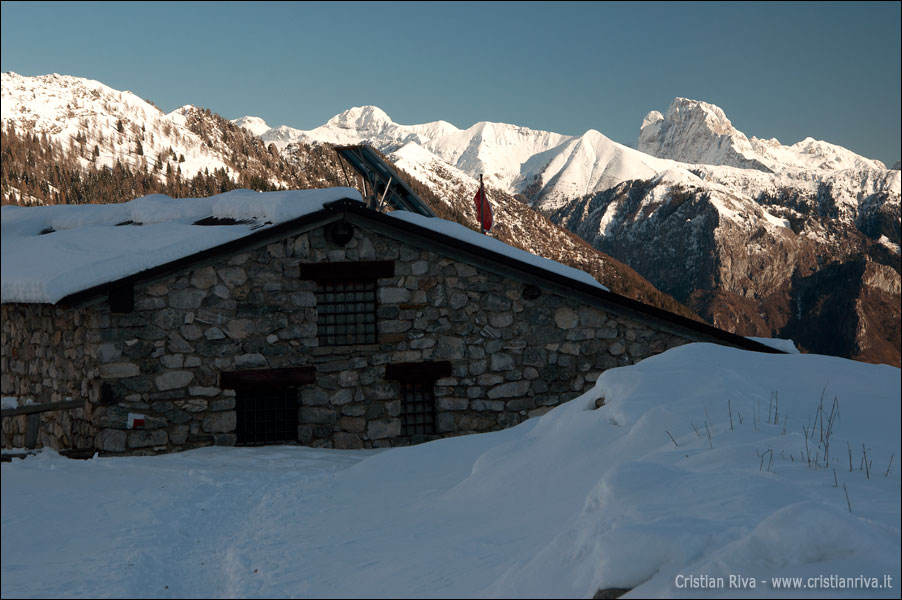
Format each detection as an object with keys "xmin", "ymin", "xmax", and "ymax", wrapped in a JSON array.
[{"xmin": 334, "ymin": 145, "xmax": 436, "ymax": 218}]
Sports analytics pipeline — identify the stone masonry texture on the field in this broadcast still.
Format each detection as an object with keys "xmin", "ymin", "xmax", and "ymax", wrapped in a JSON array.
[{"xmin": 2, "ymin": 220, "xmax": 689, "ymax": 454}]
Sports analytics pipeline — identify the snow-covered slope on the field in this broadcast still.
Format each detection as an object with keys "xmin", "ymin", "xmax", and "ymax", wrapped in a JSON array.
[
  {"xmin": 2, "ymin": 344, "xmax": 899, "ymax": 598},
  {"xmin": 528, "ymin": 129, "xmax": 671, "ymax": 209},
  {"xmin": 418, "ymin": 120, "xmax": 574, "ymax": 193},
  {"xmin": 1, "ymin": 72, "xmax": 234, "ymax": 181}
]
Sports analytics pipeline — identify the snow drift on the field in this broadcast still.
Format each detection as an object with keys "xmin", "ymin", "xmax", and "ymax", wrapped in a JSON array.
[{"xmin": 2, "ymin": 344, "xmax": 899, "ymax": 598}]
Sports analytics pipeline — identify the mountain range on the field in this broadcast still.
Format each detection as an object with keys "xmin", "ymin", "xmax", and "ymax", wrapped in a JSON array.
[
  {"xmin": 2, "ymin": 72, "xmax": 899, "ymax": 365},
  {"xmin": 0, "ymin": 72, "xmax": 693, "ymax": 319},
  {"xmin": 235, "ymin": 96, "xmax": 900, "ymax": 366}
]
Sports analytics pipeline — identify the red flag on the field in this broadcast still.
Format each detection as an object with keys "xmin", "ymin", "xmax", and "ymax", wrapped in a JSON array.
[{"xmin": 473, "ymin": 175, "xmax": 493, "ymax": 232}]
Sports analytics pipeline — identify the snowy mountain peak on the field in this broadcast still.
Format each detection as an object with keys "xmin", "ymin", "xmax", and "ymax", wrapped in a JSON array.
[
  {"xmin": 641, "ymin": 110, "xmax": 664, "ymax": 130},
  {"xmin": 639, "ymin": 97, "xmax": 886, "ymax": 173},
  {"xmin": 231, "ymin": 105, "xmax": 465, "ymax": 152},
  {"xmin": 669, "ymin": 97, "xmax": 737, "ymax": 135},
  {"xmin": 326, "ymin": 105, "xmax": 394, "ymax": 133},
  {"xmin": 232, "ymin": 115, "xmax": 271, "ymax": 137},
  {"xmin": 638, "ymin": 97, "xmax": 765, "ymax": 171},
  {"xmin": 581, "ymin": 128, "xmax": 612, "ymax": 143}
]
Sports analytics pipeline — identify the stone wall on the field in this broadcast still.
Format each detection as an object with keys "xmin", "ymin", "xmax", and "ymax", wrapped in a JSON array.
[
  {"xmin": 3, "ymin": 220, "xmax": 690, "ymax": 455},
  {"xmin": 1, "ymin": 304, "xmax": 100, "ymax": 449}
]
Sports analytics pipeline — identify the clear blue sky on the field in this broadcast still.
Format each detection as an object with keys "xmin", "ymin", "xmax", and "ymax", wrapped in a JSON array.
[{"xmin": 2, "ymin": 1, "xmax": 900, "ymax": 165}]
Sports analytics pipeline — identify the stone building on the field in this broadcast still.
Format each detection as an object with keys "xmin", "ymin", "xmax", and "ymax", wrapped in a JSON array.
[{"xmin": 1, "ymin": 188, "xmax": 777, "ymax": 455}]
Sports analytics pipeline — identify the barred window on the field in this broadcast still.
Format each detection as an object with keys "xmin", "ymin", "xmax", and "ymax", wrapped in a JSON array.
[
  {"xmin": 385, "ymin": 361, "xmax": 452, "ymax": 442},
  {"xmin": 315, "ymin": 280, "xmax": 377, "ymax": 346},
  {"xmin": 220, "ymin": 367, "xmax": 316, "ymax": 447},
  {"xmin": 235, "ymin": 387, "xmax": 298, "ymax": 446},
  {"xmin": 300, "ymin": 261, "xmax": 394, "ymax": 347},
  {"xmin": 400, "ymin": 380, "xmax": 436, "ymax": 437}
]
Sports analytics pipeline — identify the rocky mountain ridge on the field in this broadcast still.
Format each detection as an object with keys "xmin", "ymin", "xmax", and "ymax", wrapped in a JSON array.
[{"xmin": 240, "ymin": 100, "xmax": 896, "ymax": 212}]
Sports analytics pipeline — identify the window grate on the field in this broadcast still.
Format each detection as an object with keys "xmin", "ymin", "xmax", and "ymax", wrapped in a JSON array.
[
  {"xmin": 235, "ymin": 387, "xmax": 298, "ymax": 446},
  {"xmin": 316, "ymin": 280, "xmax": 377, "ymax": 346},
  {"xmin": 400, "ymin": 381, "xmax": 436, "ymax": 437}
]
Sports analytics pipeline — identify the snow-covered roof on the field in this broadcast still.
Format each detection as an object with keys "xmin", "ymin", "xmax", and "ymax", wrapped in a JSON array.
[
  {"xmin": 0, "ymin": 188, "xmax": 362, "ymax": 304},
  {"xmin": 1, "ymin": 187, "xmax": 608, "ymax": 305}
]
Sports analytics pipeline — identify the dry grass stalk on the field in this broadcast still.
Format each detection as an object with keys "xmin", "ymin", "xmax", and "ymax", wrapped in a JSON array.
[{"xmin": 666, "ymin": 431, "xmax": 679, "ymax": 448}]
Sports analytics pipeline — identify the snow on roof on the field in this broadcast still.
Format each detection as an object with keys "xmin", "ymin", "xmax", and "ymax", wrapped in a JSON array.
[
  {"xmin": 387, "ymin": 210, "xmax": 609, "ymax": 292},
  {"xmin": 1, "ymin": 188, "xmax": 362, "ymax": 304},
  {"xmin": 2, "ymin": 187, "xmax": 608, "ymax": 305}
]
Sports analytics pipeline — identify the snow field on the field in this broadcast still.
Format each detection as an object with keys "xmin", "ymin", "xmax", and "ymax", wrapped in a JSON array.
[{"xmin": 2, "ymin": 344, "xmax": 898, "ymax": 598}]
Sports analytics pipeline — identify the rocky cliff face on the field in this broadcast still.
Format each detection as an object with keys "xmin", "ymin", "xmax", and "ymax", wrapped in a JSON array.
[
  {"xmin": 552, "ymin": 168, "xmax": 900, "ymax": 365},
  {"xmin": 638, "ymin": 101, "xmax": 773, "ymax": 172}
]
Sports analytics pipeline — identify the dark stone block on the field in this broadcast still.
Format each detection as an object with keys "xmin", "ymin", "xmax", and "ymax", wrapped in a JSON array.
[
  {"xmin": 312, "ymin": 424, "xmax": 332, "ymax": 439},
  {"xmin": 236, "ymin": 303, "xmax": 270, "ymax": 317},
  {"xmin": 298, "ymin": 424, "xmax": 314, "ymax": 444},
  {"xmin": 136, "ymin": 325, "xmax": 168, "ymax": 341},
  {"xmin": 164, "ymin": 409, "xmax": 192, "ymax": 424},
  {"xmin": 300, "ymin": 406, "xmax": 337, "ymax": 425},
  {"xmin": 119, "ymin": 377, "xmax": 153, "ymax": 393},
  {"xmin": 122, "ymin": 340, "xmax": 154, "ymax": 360},
  {"xmin": 149, "ymin": 390, "xmax": 185, "ymax": 401},
  {"xmin": 195, "ymin": 340, "xmax": 241, "ymax": 357},
  {"xmin": 365, "ymin": 404, "xmax": 385, "ymax": 419}
]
